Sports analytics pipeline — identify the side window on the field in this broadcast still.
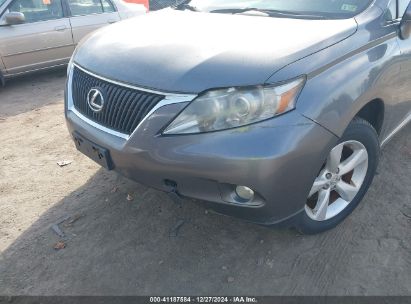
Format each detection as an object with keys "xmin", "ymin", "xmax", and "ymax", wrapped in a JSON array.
[
  {"xmin": 68, "ymin": 0, "xmax": 115, "ymax": 16},
  {"xmin": 4, "ymin": 0, "xmax": 63, "ymax": 23},
  {"xmin": 385, "ymin": 0, "xmax": 397, "ymax": 20},
  {"xmin": 399, "ymin": 0, "xmax": 410, "ymax": 17}
]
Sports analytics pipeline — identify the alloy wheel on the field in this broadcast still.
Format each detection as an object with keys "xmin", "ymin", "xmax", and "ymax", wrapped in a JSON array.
[{"xmin": 305, "ymin": 140, "xmax": 369, "ymax": 221}]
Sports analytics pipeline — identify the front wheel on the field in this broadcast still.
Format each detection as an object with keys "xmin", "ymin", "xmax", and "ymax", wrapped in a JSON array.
[{"xmin": 297, "ymin": 118, "xmax": 380, "ymax": 234}]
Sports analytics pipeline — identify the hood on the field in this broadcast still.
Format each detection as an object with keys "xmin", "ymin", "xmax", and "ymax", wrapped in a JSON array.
[{"xmin": 74, "ymin": 9, "xmax": 357, "ymax": 93}]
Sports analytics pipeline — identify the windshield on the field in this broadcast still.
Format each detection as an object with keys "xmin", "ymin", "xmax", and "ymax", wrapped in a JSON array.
[
  {"xmin": 0, "ymin": 0, "xmax": 7, "ymax": 7},
  {"xmin": 176, "ymin": 0, "xmax": 372, "ymax": 19}
]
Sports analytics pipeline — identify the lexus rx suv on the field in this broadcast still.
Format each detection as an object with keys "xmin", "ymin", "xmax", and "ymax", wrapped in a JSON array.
[{"xmin": 65, "ymin": 0, "xmax": 411, "ymax": 234}]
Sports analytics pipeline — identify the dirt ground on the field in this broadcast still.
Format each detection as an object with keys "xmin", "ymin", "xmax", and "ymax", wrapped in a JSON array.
[{"xmin": 0, "ymin": 70, "xmax": 410, "ymax": 296}]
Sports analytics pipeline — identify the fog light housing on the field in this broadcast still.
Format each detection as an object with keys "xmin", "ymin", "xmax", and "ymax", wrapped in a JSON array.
[{"xmin": 235, "ymin": 186, "xmax": 254, "ymax": 201}]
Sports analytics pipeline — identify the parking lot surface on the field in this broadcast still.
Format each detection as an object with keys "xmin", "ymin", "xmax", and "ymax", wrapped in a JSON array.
[{"xmin": 0, "ymin": 70, "xmax": 410, "ymax": 295}]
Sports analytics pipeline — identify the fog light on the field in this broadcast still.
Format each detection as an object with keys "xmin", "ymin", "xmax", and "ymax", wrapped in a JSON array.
[{"xmin": 235, "ymin": 185, "xmax": 254, "ymax": 201}]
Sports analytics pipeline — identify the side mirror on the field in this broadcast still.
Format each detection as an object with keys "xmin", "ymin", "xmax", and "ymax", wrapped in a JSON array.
[
  {"xmin": 400, "ymin": 2, "xmax": 411, "ymax": 39},
  {"xmin": 4, "ymin": 12, "xmax": 25, "ymax": 25}
]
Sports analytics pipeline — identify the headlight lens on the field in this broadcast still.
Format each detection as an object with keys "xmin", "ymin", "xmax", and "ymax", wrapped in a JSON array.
[{"xmin": 163, "ymin": 77, "xmax": 305, "ymax": 134}]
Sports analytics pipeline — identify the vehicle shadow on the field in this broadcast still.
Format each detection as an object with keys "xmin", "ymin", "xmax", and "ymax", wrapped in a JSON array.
[
  {"xmin": 0, "ymin": 165, "xmax": 301, "ymax": 295},
  {"xmin": 0, "ymin": 132, "xmax": 410, "ymax": 295},
  {"xmin": 0, "ymin": 68, "xmax": 66, "ymax": 118}
]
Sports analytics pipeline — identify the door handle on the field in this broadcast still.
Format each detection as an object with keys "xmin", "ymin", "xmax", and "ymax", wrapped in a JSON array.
[
  {"xmin": 54, "ymin": 25, "xmax": 67, "ymax": 31},
  {"xmin": 108, "ymin": 19, "xmax": 117, "ymax": 24}
]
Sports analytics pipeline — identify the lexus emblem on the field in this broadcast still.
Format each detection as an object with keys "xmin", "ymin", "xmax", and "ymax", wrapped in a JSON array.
[{"xmin": 87, "ymin": 88, "xmax": 105, "ymax": 112}]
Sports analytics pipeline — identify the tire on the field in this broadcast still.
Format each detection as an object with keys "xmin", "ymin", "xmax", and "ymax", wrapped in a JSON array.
[{"xmin": 296, "ymin": 117, "xmax": 380, "ymax": 234}]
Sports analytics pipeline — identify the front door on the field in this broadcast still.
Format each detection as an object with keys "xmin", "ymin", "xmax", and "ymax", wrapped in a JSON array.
[{"xmin": 388, "ymin": 0, "xmax": 411, "ymax": 131}]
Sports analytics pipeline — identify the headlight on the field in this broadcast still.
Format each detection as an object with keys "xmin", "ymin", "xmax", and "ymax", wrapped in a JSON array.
[{"xmin": 163, "ymin": 77, "xmax": 306, "ymax": 134}]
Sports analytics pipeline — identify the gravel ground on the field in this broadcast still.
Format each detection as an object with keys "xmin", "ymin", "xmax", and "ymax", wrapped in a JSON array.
[{"xmin": 0, "ymin": 70, "xmax": 410, "ymax": 296}]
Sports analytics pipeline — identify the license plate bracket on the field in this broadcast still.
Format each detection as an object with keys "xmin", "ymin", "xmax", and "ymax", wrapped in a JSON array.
[{"xmin": 72, "ymin": 132, "xmax": 113, "ymax": 170}]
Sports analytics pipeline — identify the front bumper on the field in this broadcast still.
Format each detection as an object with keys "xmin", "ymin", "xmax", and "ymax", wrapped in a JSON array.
[
  {"xmin": 66, "ymin": 96, "xmax": 337, "ymax": 225},
  {"xmin": 65, "ymin": 63, "xmax": 338, "ymax": 225}
]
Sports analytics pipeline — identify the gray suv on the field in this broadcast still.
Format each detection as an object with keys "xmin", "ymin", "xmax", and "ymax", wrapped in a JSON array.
[{"xmin": 65, "ymin": 0, "xmax": 411, "ymax": 234}]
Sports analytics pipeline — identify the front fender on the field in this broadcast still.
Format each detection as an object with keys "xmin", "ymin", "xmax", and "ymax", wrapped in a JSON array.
[{"xmin": 266, "ymin": 6, "xmax": 400, "ymax": 138}]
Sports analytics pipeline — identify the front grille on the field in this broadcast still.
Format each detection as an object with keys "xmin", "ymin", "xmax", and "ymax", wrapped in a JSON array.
[{"xmin": 71, "ymin": 66, "xmax": 165, "ymax": 135}]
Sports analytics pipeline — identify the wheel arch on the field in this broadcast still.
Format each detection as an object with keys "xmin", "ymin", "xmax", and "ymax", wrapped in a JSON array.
[{"xmin": 354, "ymin": 98, "xmax": 385, "ymax": 135}]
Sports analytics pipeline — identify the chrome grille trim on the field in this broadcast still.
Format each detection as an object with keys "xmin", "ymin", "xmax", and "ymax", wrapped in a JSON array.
[{"xmin": 67, "ymin": 63, "xmax": 197, "ymax": 140}]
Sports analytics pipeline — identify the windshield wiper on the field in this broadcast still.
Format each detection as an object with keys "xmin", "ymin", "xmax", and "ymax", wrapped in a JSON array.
[{"xmin": 210, "ymin": 8, "xmax": 326, "ymax": 19}]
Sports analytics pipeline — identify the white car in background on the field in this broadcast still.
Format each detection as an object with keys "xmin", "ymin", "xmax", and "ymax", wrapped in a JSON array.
[{"xmin": 0, "ymin": 0, "xmax": 146, "ymax": 84}]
